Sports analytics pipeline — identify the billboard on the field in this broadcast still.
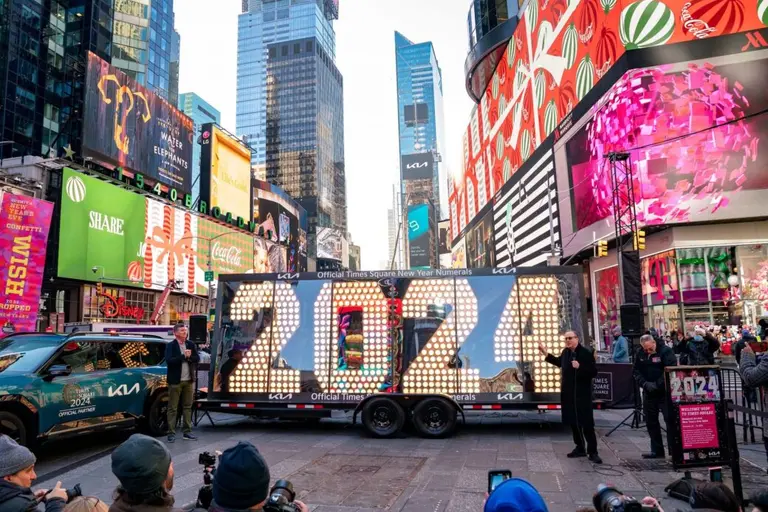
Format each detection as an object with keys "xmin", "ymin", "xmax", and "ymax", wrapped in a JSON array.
[
  {"xmin": 451, "ymin": 236, "xmax": 467, "ymax": 269},
  {"xmin": 408, "ymin": 203, "xmax": 431, "ymax": 269},
  {"xmin": 438, "ymin": 219, "xmax": 451, "ymax": 269},
  {"xmin": 0, "ymin": 193, "xmax": 54, "ymax": 334},
  {"xmin": 465, "ymin": 210, "xmax": 495, "ymax": 269},
  {"xmin": 561, "ymin": 54, "xmax": 768, "ymax": 255},
  {"xmin": 401, "ymin": 153, "xmax": 434, "ymax": 181},
  {"xmin": 448, "ymin": 0, "xmax": 766, "ymax": 249},
  {"xmin": 82, "ymin": 52, "xmax": 193, "ymax": 194},
  {"xmin": 58, "ymin": 168, "xmax": 256, "ymax": 293},
  {"xmin": 317, "ymin": 227, "xmax": 343, "ymax": 261},
  {"xmin": 200, "ymin": 124, "xmax": 252, "ymax": 222},
  {"xmin": 59, "ymin": 168, "xmax": 147, "ymax": 287},
  {"xmin": 493, "ymin": 150, "xmax": 559, "ymax": 268}
]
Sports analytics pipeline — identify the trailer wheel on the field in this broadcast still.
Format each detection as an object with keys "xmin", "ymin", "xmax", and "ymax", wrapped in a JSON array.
[
  {"xmin": 411, "ymin": 397, "xmax": 457, "ymax": 438},
  {"xmin": 361, "ymin": 397, "xmax": 405, "ymax": 438}
]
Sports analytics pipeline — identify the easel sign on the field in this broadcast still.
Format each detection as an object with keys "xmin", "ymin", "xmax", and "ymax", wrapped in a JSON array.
[{"xmin": 664, "ymin": 366, "xmax": 731, "ymax": 470}]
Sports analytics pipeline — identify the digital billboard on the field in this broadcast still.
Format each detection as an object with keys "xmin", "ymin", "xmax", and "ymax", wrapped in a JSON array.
[
  {"xmin": 448, "ymin": 0, "xmax": 766, "ymax": 249},
  {"xmin": 317, "ymin": 227, "xmax": 343, "ymax": 261},
  {"xmin": 82, "ymin": 52, "xmax": 193, "ymax": 194},
  {"xmin": 200, "ymin": 124, "xmax": 252, "ymax": 222},
  {"xmin": 58, "ymin": 168, "xmax": 256, "ymax": 294},
  {"xmin": 438, "ymin": 219, "xmax": 451, "ymax": 269},
  {"xmin": 465, "ymin": 210, "xmax": 495, "ymax": 269},
  {"xmin": 408, "ymin": 203, "xmax": 431, "ymax": 269},
  {"xmin": 451, "ymin": 236, "xmax": 467, "ymax": 269},
  {"xmin": 561, "ymin": 53, "xmax": 768, "ymax": 255},
  {"xmin": 0, "ymin": 193, "xmax": 54, "ymax": 334},
  {"xmin": 401, "ymin": 153, "xmax": 434, "ymax": 180}
]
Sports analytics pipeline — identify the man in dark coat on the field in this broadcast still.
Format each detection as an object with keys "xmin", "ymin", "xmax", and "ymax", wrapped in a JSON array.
[
  {"xmin": 538, "ymin": 330, "xmax": 601, "ymax": 463},
  {"xmin": 165, "ymin": 323, "xmax": 200, "ymax": 443},
  {"xmin": 0, "ymin": 435, "xmax": 68, "ymax": 512}
]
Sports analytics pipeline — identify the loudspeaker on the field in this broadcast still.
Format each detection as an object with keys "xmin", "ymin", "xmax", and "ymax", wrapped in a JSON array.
[
  {"xmin": 620, "ymin": 303, "xmax": 644, "ymax": 337},
  {"xmin": 189, "ymin": 314, "xmax": 208, "ymax": 343}
]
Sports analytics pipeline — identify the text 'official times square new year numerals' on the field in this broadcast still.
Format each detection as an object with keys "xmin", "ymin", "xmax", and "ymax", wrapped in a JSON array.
[{"xmin": 228, "ymin": 282, "xmax": 300, "ymax": 393}]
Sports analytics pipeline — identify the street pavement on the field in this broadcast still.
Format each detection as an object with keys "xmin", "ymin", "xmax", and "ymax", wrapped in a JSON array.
[{"xmin": 32, "ymin": 410, "xmax": 766, "ymax": 512}]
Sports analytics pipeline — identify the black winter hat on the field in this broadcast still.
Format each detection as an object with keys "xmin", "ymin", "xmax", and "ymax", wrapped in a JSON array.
[
  {"xmin": 111, "ymin": 434, "xmax": 172, "ymax": 495},
  {"xmin": 213, "ymin": 442, "xmax": 270, "ymax": 509}
]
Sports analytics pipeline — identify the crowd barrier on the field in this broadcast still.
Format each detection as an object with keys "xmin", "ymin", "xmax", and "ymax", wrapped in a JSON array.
[{"xmin": 721, "ymin": 367, "xmax": 765, "ymax": 443}]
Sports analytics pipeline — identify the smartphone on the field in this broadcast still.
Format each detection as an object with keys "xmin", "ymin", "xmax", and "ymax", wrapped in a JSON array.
[
  {"xmin": 709, "ymin": 467, "xmax": 723, "ymax": 482},
  {"xmin": 488, "ymin": 470, "xmax": 512, "ymax": 493}
]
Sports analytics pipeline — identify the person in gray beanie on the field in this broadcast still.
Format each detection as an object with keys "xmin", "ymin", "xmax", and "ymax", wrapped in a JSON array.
[
  {"xmin": 0, "ymin": 435, "xmax": 68, "ymax": 512},
  {"xmin": 109, "ymin": 434, "xmax": 178, "ymax": 512}
]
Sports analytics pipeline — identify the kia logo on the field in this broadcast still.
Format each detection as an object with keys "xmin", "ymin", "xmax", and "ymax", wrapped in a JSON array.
[
  {"xmin": 406, "ymin": 162, "xmax": 429, "ymax": 169},
  {"xmin": 497, "ymin": 393, "xmax": 523, "ymax": 400},
  {"xmin": 268, "ymin": 393, "xmax": 293, "ymax": 400},
  {"xmin": 492, "ymin": 268, "xmax": 516, "ymax": 275},
  {"xmin": 277, "ymin": 273, "xmax": 300, "ymax": 280}
]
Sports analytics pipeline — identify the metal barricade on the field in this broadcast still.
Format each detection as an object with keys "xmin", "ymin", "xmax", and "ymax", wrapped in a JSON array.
[{"xmin": 720, "ymin": 367, "xmax": 765, "ymax": 443}]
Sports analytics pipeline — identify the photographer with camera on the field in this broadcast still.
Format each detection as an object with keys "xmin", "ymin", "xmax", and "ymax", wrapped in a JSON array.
[
  {"xmin": 204, "ymin": 441, "xmax": 307, "ymax": 512},
  {"xmin": 0, "ymin": 435, "xmax": 72, "ymax": 512},
  {"xmin": 110, "ymin": 434, "xmax": 178, "ymax": 512}
]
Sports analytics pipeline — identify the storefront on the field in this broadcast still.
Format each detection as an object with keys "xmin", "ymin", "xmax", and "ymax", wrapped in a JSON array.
[
  {"xmin": 591, "ymin": 223, "xmax": 768, "ymax": 349},
  {"xmin": 79, "ymin": 284, "xmax": 207, "ymax": 326}
]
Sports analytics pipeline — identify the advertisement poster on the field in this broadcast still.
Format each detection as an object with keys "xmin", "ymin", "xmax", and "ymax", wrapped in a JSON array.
[
  {"xmin": 408, "ymin": 203, "xmax": 431, "ymax": 269},
  {"xmin": 143, "ymin": 197, "xmax": 198, "ymax": 294},
  {"xmin": 254, "ymin": 238, "xmax": 287, "ymax": 273},
  {"xmin": 200, "ymin": 124, "xmax": 252, "ymax": 221},
  {"xmin": 82, "ymin": 52, "xmax": 193, "ymax": 194},
  {"xmin": 196, "ymin": 217, "xmax": 255, "ymax": 293},
  {"xmin": 58, "ymin": 168, "xmax": 147, "ymax": 287},
  {"xmin": 317, "ymin": 227, "xmax": 342, "ymax": 261},
  {"xmin": 679, "ymin": 403, "xmax": 719, "ymax": 450},
  {"xmin": 451, "ymin": 236, "xmax": 467, "ymax": 269},
  {"xmin": 401, "ymin": 153, "xmax": 434, "ymax": 181},
  {"xmin": 279, "ymin": 213, "xmax": 290, "ymax": 243},
  {"xmin": 0, "ymin": 193, "xmax": 54, "ymax": 334}
]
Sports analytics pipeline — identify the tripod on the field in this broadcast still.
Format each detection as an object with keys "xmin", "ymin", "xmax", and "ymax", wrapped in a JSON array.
[{"xmin": 605, "ymin": 381, "xmax": 645, "ymax": 436}]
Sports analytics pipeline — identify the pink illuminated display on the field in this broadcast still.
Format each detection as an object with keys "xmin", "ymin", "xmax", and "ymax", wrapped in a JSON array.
[{"xmin": 568, "ymin": 58, "xmax": 768, "ymax": 230}]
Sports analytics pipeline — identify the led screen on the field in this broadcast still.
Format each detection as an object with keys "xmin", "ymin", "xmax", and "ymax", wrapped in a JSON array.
[{"xmin": 567, "ymin": 55, "xmax": 768, "ymax": 233}]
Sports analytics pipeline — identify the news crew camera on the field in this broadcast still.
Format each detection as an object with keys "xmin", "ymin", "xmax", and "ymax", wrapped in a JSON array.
[{"xmin": 195, "ymin": 442, "xmax": 307, "ymax": 512}]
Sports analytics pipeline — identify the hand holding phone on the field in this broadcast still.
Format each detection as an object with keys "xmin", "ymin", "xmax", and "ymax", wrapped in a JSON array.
[{"xmin": 488, "ymin": 470, "xmax": 512, "ymax": 493}]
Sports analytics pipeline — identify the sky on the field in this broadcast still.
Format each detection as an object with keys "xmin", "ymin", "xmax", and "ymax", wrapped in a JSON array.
[{"xmin": 175, "ymin": 0, "xmax": 475, "ymax": 270}]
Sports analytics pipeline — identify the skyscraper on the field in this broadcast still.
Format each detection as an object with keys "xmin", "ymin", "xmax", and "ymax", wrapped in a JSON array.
[
  {"xmin": 265, "ymin": 34, "xmax": 345, "ymax": 265},
  {"xmin": 387, "ymin": 184, "xmax": 404, "ymax": 270},
  {"xmin": 395, "ymin": 31, "xmax": 446, "ymax": 269},
  {"xmin": 236, "ymin": 0, "xmax": 337, "ymax": 178},
  {"xmin": 178, "ymin": 93, "xmax": 222, "ymax": 204},
  {"xmin": 111, "ymin": 0, "xmax": 180, "ymax": 102}
]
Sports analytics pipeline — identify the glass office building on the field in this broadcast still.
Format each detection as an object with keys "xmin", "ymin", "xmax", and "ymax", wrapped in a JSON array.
[
  {"xmin": 395, "ymin": 31, "xmax": 447, "ymax": 269},
  {"xmin": 265, "ymin": 35, "xmax": 346, "ymax": 262},
  {"xmin": 236, "ymin": 0, "xmax": 337, "ymax": 177},
  {"xmin": 111, "ymin": 0, "xmax": 179, "ymax": 102},
  {"xmin": 467, "ymin": 0, "xmax": 517, "ymax": 50},
  {"xmin": 178, "ymin": 93, "xmax": 222, "ymax": 204}
]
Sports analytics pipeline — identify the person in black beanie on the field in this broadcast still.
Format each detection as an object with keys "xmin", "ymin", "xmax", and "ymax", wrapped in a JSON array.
[
  {"xmin": 109, "ymin": 434, "xmax": 178, "ymax": 512},
  {"xmin": 0, "ymin": 435, "xmax": 68, "ymax": 512},
  {"xmin": 209, "ymin": 442, "xmax": 308, "ymax": 512}
]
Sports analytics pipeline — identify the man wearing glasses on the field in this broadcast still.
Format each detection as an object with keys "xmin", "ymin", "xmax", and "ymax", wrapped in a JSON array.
[{"xmin": 538, "ymin": 331, "xmax": 602, "ymax": 464}]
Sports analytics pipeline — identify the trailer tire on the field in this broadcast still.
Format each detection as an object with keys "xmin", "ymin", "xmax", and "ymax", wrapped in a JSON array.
[
  {"xmin": 361, "ymin": 397, "xmax": 405, "ymax": 438},
  {"xmin": 411, "ymin": 397, "xmax": 457, "ymax": 438}
]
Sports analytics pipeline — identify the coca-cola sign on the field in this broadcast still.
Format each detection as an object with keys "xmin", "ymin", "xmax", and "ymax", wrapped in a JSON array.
[{"xmin": 212, "ymin": 241, "xmax": 243, "ymax": 267}]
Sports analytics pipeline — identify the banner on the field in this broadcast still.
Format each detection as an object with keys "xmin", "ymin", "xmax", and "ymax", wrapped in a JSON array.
[
  {"xmin": 0, "ymin": 193, "xmax": 54, "ymax": 334},
  {"xmin": 408, "ymin": 203, "xmax": 431, "ymax": 269},
  {"xmin": 196, "ymin": 217, "xmax": 255, "ymax": 293},
  {"xmin": 200, "ymin": 124, "xmax": 252, "ymax": 221}
]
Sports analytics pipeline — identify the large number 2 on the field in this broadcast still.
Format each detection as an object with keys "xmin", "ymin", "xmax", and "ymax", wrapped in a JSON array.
[
  {"xmin": 401, "ymin": 279, "xmax": 479, "ymax": 394},
  {"xmin": 229, "ymin": 282, "xmax": 300, "ymax": 393},
  {"xmin": 314, "ymin": 282, "xmax": 390, "ymax": 394}
]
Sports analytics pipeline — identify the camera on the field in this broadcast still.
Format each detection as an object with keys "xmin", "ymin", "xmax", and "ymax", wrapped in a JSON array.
[
  {"xmin": 195, "ymin": 452, "xmax": 217, "ymax": 510},
  {"xmin": 593, "ymin": 485, "xmax": 659, "ymax": 512},
  {"xmin": 263, "ymin": 480, "xmax": 300, "ymax": 512}
]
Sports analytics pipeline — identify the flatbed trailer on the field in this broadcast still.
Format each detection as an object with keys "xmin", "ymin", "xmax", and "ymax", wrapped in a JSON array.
[{"xmin": 198, "ymin": 267, "xmax": 586, "ymax": 437}]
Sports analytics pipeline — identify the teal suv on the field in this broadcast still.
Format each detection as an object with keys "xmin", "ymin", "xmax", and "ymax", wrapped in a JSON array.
[{"xmin": 0, "ymin": 332, "xmax": 171, "ymax": 446}]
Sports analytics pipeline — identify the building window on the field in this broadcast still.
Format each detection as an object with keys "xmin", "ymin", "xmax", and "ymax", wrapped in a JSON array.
[
  {"xmin": 15, "ymin": 86, "xmax": 36, "ymax": 110},
  {"xmin": 281, "ymin": 45, "xmax": 288, "ymax": 57}
]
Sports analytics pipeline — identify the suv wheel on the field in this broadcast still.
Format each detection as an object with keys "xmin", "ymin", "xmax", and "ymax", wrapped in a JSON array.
[
  {"xmin": 0, "ymin": 411, "xmax": 28, "ymax": 446},
  {"xmin": 146, "ymin": 391, "xmax": 169, "ymax": 437}
]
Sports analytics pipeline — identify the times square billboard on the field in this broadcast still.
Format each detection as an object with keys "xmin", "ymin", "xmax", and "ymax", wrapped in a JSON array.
[{"xmin": 82, "ymin": 52, "xmax": 194, "ymax": 195}]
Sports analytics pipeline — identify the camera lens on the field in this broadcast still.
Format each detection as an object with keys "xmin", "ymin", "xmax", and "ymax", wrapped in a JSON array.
[{"xmin": 269, "ymin": 480, "xmax": 295, "ymax": 505}]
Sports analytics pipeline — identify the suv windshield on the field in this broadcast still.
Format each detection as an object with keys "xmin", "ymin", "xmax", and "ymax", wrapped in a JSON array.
[{"xmin": 0, "ymin": 336, "xmax": 61, "ymax": 373}]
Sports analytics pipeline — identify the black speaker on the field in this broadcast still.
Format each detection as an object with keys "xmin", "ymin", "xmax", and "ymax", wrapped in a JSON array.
[
  {"xmin": 620, "ymin": 303, "xmax": 644, "ymax": 337},
  {"xmin": 189, "ymin": 314, "xmax": 208, "ymax": 343}
]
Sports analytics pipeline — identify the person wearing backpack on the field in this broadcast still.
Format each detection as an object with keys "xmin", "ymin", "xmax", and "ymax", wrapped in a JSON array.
[{"xmin": 686, "ymin": 327, "xmax": 719, "ymax": 365}]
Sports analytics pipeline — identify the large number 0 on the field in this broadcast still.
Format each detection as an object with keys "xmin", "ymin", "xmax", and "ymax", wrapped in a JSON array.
[
  {"xmin": 229, "ymin": 282, "xmax": 300, "ymax": 393},
  {"xmin": 401, "ymin": 279, "xmax": 479, "ymax": 394},
  {"xmin": 313, "ymin": 282, "xmax": 390, "ymax": 393}
]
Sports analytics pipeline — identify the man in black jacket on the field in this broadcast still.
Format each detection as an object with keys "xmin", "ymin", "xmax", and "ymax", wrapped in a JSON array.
[
  {"xmin": 633, "ymin": 334, "xmax": 677, "ymax": 459},
  {"xmin": 165, "ymin": 323, "xmax": 200, "ymax": 443},
  {"xmin": 0, "ymin": 435, "xmax": 68, "ymax": 512},
  {"xmin": 538, "ymin": 331, "xmax": 602, "ymax": 464}
]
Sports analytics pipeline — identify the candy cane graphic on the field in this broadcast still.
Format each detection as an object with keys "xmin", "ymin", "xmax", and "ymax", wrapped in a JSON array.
[
  {"xmin": 163, "ymin": 205, "xmax": 174, "ymax": 281},
  {"xmin": 185, "ymin": 213, "xmax": 194, "ymax": 294},
  {"xmin": 143, "ymin": 201, "xmax": 153, "ymax": 289}
]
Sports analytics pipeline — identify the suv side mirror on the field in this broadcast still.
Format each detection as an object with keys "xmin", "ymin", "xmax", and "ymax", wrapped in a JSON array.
[{"xmin": 45, "ymin": 364, "xmax": 72, "ymax": 380}]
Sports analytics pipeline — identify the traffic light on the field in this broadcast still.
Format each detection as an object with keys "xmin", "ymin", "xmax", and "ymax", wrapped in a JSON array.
[
  {"xmin": 596, "ymin": 240, "xmax": 608, "ymax": 257},
  {"xmin": 633, "ymin": 230, "xmax": 646, "ymax": 251}
]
